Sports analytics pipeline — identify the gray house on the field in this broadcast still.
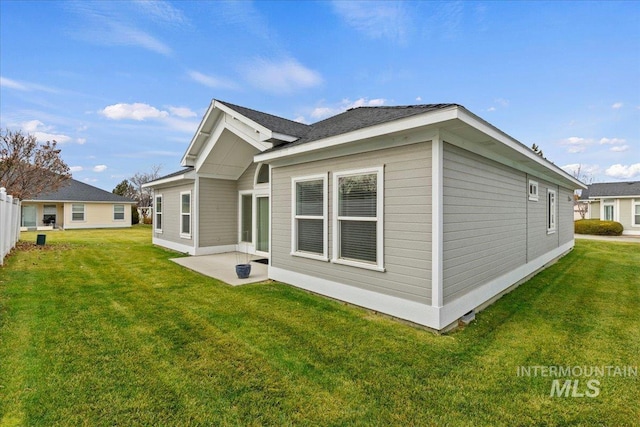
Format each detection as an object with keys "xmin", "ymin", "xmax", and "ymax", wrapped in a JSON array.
[
  {"xmin": 144, "ymin": 100, "xmax": 585, "ymax": 331},
  {"xmin": 578, "ymin": 181, "xmax": 640, "ymax": 235}
]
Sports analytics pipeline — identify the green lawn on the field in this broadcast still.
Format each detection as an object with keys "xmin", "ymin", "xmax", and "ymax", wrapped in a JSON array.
[{"xmin": 1, "ymin": 227, "xmax": 638, "ymax": 426}]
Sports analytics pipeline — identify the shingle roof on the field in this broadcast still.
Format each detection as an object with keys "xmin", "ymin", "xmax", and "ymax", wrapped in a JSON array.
[
  {"xmin": 580, "ymin": 181, "xmax": 640, "ymax": 199},
  {"xmin": 216, "ymin": 100, "xmax": 311, "ymax": 138},
  {"xmin": 154, "ymin": 167, "xmax": 194, "ymax": 181},
  {"xmin": 282, "ymin": 104, "xmax": 459, "ymax": 149},
  {"xmin": 27, "ymin": 178, "xmax": 136, "ymax": 203}
]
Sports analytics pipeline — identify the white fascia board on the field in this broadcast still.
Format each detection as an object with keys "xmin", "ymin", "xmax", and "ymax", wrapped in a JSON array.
[
  {"xmin": 271, "ymin": 132, "xmax": 298, "ymax": 143},
  {"xmin": 255, "ymin": 107, "xmax": 460, "ymax": 163},
  {"xmin": 142, "ymin": 170, "xmax": 196, "ymax": 188},
  {"xmin": 589, "ymin": 195, "xmax": 640, "ymax": 200},
  {"xmin": 455, "ymin": 108, "xmax": 587, "ymax": 190},
  {"xmin": 214, "ymin": 101, "xmax": 274, "ymax": 141},
  {"xmin": 181, "ymin": 100, "xmax": 218, "ymax": 166}
]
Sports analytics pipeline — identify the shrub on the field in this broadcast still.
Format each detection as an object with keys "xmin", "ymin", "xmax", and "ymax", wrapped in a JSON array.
[
  {"xmin": 143, "ymin": 217, "xmax": 153, "ymax": 225},
  {"xmin": 574, "ymin": 219, "xmax": 623, "ymax": 236},
  {"xmin": 131, "ymin": 206, "xmax": 140, "ymax": 225}
]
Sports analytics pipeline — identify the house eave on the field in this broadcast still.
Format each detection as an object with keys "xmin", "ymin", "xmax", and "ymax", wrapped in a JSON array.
[{"xmin": 142, "ymin": 170, "xmax": 196, "ymax": 188}]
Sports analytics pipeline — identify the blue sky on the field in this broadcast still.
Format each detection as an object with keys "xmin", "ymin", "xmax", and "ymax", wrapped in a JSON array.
[{"xmin": 1, "ymin": 0, "xmax": 639, "ymax": 191}]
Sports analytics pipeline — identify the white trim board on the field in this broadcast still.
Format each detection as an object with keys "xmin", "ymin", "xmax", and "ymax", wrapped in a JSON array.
[{"xmin": 268, "ymin": 240, "xmax": 574, "ymax": 331}]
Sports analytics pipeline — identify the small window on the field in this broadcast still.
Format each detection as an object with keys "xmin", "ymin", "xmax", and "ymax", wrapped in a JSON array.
[
  {"xmin": 256, "ymin": 163, "xmax": 270, "ymax": 185},
  {"xmin": 633, "ymin": 199, "xmax": 640, "ymax": 227},
  {"xmin": 292, "ymin": 175, "xmax": 327, "ymax": 260},
  {"xmin": 43, "ymin": 204, "xmax": 56, "ymax": 225},
  {"xmin": 155, "ymin": 195, "xmax": 163, "ymax": 232},
  {"xmin": 240, "ymin": 194, "xmax": 253, "ymax": 242},
  {"xmin": 547, "ymin": 189, "xmax": 556, "ymax": 233},
  {"xmin": 114, "ymin": 204, "xmax": 125, "ymax": 221},
  {"xmin": 72, "ymin": 204, "xmax": 85, "ymax": 221},
  {"xmin": 528, "ymin": 180, "xmax": 539, "ymax": 201},
  {"xmin": 332, "ymin": 167, "xmax": 384, "ymax": 271},
  {"xmin": 180, "ymin": 191, "xmax": 191, "ymax": 238}
]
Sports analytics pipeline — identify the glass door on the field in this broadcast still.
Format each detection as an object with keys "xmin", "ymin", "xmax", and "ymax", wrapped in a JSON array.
[
  {"xmin": 256, "ymin": 196, "xmax": 269, "ymax": 253},
  {"xmin": 21, "ymin": 205, "xmax": 37, "ymax": 227}
]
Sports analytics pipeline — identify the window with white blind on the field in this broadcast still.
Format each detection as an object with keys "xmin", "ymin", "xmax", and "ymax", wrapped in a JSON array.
[
  {"xmin": 292, "ymin": 174, "xmax": 327, "ymax": 260},
  {"xmin": 72, "ymin": 204, "xmax": 85, "ymax": 221},
  {"xmin": 547, "ymin": 189, "xmax": 556, "ymax": 233},
  {"xmin": 180, "ymin": 191, "xmax": 191, "ymax": 238},
  {"xmin": 332, "ymin": 167, "xmax": 384, "ymax": 271},
  {"xmin": 155, "ymin": 195, "xmax": 162, "ymax": 232},
  {"xmin": 113, "ymin": 204, "xmax": 125, "ymax": 221}
]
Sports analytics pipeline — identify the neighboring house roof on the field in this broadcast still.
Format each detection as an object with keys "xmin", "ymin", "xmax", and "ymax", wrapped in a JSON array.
[
  {"xmin": 580, "ymin": 181, "xmax": 640, "ymax": 199},
  {"xmin": 25, "ymin": 178, "xmax": 136, "ymax": 203}
]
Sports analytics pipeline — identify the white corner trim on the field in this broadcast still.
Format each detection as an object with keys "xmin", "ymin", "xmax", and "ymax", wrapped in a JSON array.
[
  {"xmin": 268, "ymin": 266, "xmax": 439, "ymax": 328},
  {"xmin": 431, "ymin": 135, "xmax": 443, "ymax": 308}
]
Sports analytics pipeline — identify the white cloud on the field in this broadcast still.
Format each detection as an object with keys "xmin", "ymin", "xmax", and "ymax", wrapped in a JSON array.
[
  {"xmin": 70, "ymin": 166, "xmax": 84, "ymax": 172},
  {"xmin": 243, "ymin": 58, "xmax": 322, "ymax": 94},
  {"xmin": 101, "ymin": 103, "xmax": 169, "ymax": 121},
  {"xmin": 168, "ymin": 106, "xmax": 197, "ymax": 118},
  {"xmin": 77, "ymin": 137, "xmax": 87, "ymax": 145},
  {"xmin": 93, "ymin": 165, "xmax": 108, "ymax": 173},
  {"xmin": 611, "ymin": 102, "xmax": 623, "ymax": 109},
  {"xmin": 610, "ymin": 145, "xmax": 629, "ymax": 152},
  {"xmin": 294, "ymin": 116, "xmax": 308, "ymax": 124},
  {"xmin": 310, "ymin": 98, "xmax": 387, "ymax": 120},
  {"xmin": 0, "ymin": 76, "xmax": 59, "ymax": 93},
  {"xmin": 134, "ymin": 0, "xmax": 189, "ymax": 26},
  {"xmin": 599, "ymin": 137, "xmax": 626, "ymax": 145},
  {"xmin": 560, "ymin": 136, "xmax": 593, "ymax": 153},
  {"xmin": 487, "ymin": 107, "xmax": 496, "ymax": 112},
  {"xmin": 561, "ymin": 163, "xmax": 601, "ymax": 177},
  {"xmin": 0, "ymin": 76, "xmax": 27, "ymax": 90},
  {"xmin": 605, "ymin": 163, "xmax": 640, "ymax": 180},
  {"xmin": 188, "ymin": 70, "xmax": 237, "ymax": 90},
  {"xmin": 332, "ymin": 1, "xmax": 411, "ymax": 44},
  {"xmin": 21, "ymin": 120, "xmax": 72, "ymax": 143},
  {"xmin": 416, "ymin": 96, "xmax": 422, "ymax": 102}
]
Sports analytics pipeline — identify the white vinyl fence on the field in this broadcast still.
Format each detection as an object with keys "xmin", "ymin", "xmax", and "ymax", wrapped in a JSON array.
[{"xmin": 0, "ymin": 187, "xmax": 21, "ymax": 266}]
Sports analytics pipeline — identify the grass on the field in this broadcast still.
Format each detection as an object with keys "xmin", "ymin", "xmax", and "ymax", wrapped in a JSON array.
[{"xmin": 0, "ymin": 226, "xmax": 638, "ymax": 426}]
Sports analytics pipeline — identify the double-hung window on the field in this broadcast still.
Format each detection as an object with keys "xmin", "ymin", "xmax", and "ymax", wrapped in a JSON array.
[
  {"xmin": 633, "ymin": 199, "xmax": 640, "ymax": 227},
  {"xmin": 333, "ymin": 167, "xmax": 384, "ymax": 271},
  {"xmin": 155, "ymin": 195, "xmax": 163, "ymax": 232},
  {"xmin": 547, "ymin": 189, "xmax": 556, "ymax": 233},
  {"xmin": 528, "ymin": 180, "xmax": 539, "ymax": 201},
  {"xmin": 292, "ymin": 174, "xmax": 327, "ymax": 260},
  {"xmin": 114, "ymin": 204, "xmax": 125, "ymax": 221},
  {"xmin": 180, "ymin": 191, "xmax": 191, "ymax": 238},
  {"xmin": 72, "ymin": 204, "xmax": 85, "ymax": 221}
]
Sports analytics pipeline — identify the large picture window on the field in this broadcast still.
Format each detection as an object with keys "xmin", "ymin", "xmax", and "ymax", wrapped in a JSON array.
[
  {"xmin": 292, "ymin": 174, "xmax": 327, "ymax": 260},
  {"xmin": 180, "ymin": 191, "xmax": 191, "ymax": 238},
  {"xmin": 547, "ymin": 189, "xmax": 556, "ymax": 233},
  {"xmin": 332, "ymin": 167, "xmax": 384, "ymax": 271},
  {"xmin": 155, "ymin": 195, "xmax": 162, "ymax": 232}
]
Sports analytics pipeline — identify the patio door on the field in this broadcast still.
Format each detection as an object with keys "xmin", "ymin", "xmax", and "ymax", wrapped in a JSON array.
[
  {"xmin": 256, "ymin": 196, "xmax": 269, "ymax": 254},
  {"xmin": 21, "ymin": 205, "xmax": 36, "ymax": 228}
]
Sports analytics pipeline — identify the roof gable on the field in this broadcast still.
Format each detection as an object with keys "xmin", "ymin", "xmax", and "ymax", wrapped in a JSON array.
[{"xmin": 26, "ymin": 179, "xmax": 136, "ymax": 203}]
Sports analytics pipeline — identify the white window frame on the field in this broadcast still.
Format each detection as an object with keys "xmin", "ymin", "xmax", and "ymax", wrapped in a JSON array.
[
  {"xmin": 113, "ymin": 204, "xmax": 125, "ymax": 221},
  {"xmin": 633, "ymin": 199, "xmax": 640, "ymax": 227},
  {"xmin": 71, "ymin": 203, "xmax": 85, "ymax": 222},
  {"xmin": 238, "ymin": 190, "xmax": 254, "ymax": 246},
  {"xmin": 155, "ymin": 195, "xmax": 163, "ymax": 233},
  {"xmin": 291, "ymin": 174, "xmax": 328, "ymax": 261},
  {"xmin": 332, "ymin": 166, "xmax": 384, "ymax": 272},
  {"xmin": 547, "ymin": 189, "xmax": 556, "ymax": 234},
  {"xmin": 528, "ymin": 179, "xmax": 539, "ymax": 201},
  {"xmin": 180, "ymin": 191, "xmax": 191, "ymax": 239}
]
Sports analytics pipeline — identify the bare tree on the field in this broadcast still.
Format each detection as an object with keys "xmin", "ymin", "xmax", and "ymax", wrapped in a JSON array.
[
  {"xmin": 570, "ymin": 164, "xmax": 594, "ymax": 220},
  {"xmin": 0, "ymin": 129, "xmax": 70, "ymax": 200},
  {"xmin": 129, "ymin": 164, "xmax": 162, "ymax": 221}
]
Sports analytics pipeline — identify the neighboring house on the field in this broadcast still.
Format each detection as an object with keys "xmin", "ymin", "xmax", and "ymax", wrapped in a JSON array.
[
  {"xmin": 578, "ymin": 181, "xmax": 640, "ymax": 235},
  {"xmin": 20, "ymin": 178, "xmax": 136, "ymax": 230},
  {"xmin": 144, "ymin": 99, "xmax": 585, "ymax": 331}
]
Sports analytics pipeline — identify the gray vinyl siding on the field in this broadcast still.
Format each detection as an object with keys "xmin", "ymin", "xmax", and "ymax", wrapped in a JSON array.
[
  {"xmin": 527, "ymin": 178, "xmax": 559, "ymax": 261},
  {"xmin": 237, "ymin": 162, "xmax": 258, "ymax": 191},
  {"xmin": 153, "ymin": 182, "xmax": 195, "ymax": 245},
  {"xmin": 558, "ymin": 186, "xmax": 575, "ymax": 245},
  {"xmin": 442, "ymin": 143, "xmax": 527, "ymax": 304},
  {"xmin": 271, "ymin": 141, "xmax": 433, "ymax": 305},
  {"xmin": 198, "ymin": 178, "xmax": 237, "ymax": 247}
]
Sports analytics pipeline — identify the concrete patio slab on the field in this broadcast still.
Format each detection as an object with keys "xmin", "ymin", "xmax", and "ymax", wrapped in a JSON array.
[{"xmin": 170, "ymin": 252, "xmax": 269, "ymax": 286}]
